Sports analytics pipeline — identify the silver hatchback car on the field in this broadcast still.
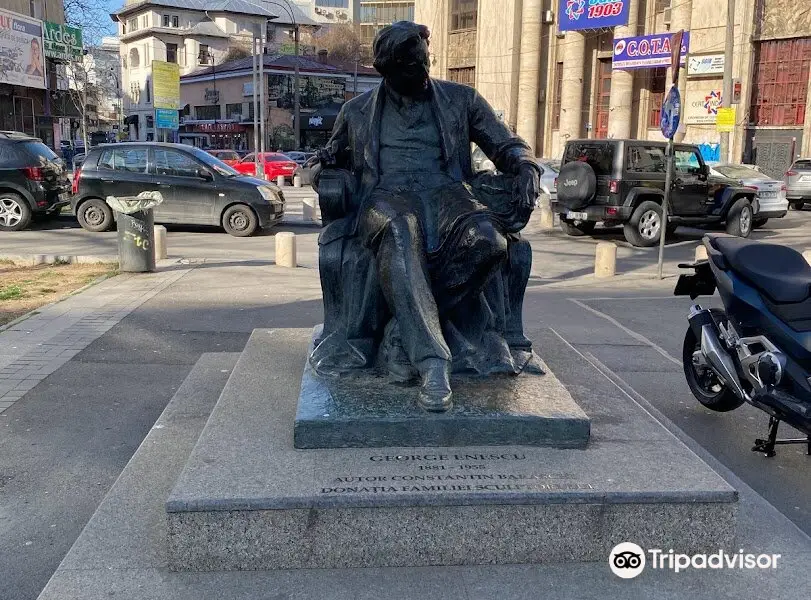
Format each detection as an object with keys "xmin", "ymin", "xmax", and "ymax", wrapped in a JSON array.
[{"xmin": 785, "ymin": 158, "xmax": 811, "ymax": 209}]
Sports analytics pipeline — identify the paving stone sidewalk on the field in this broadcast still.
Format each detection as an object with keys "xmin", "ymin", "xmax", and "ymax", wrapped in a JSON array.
[{"xmin": 0, "ymin": 262, "xmax": 193, "ymax": 413}]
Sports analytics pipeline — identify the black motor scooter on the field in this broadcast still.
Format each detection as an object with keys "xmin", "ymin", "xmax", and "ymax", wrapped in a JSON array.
[{"xmin": 676, "ymin": 234, "xmax": 811, "ymax": 457}]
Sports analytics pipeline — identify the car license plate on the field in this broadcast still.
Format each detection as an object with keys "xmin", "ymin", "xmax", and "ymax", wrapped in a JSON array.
[
  {"xmin": 759, "ymin": 191, "xmax": 777, "ymax": 199},
  {"xmin": 566, "ymin": 211, "xmax": 588, "ymax": 221}
]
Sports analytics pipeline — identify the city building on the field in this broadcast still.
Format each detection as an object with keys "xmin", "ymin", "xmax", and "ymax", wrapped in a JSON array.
[
  {"xmin": 110, "ymin": 0, "xmax": 317, "ymax": 141},
  {"xmin": 0, "ymin": 1, "xmax": 68, "ymax": 145},
  {"xmin": 178, "ymin": 51, "xmax": 380, "ymax": 150},
  {"xmin": 416, "ymin": 0, "xmax": 811, "ymax": 176},
  {"xmin": 292, "ymin": 1, "xmax": 357, "ymax": 25},
  {"xmin": 357, "ymin": 1, "xmax": 415, "ymax": 45}
]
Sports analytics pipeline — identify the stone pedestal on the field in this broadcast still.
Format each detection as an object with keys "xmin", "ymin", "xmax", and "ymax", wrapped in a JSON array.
[{"xmin": 165, "ymin": 328, "xmax": 737, "ymax": 572}]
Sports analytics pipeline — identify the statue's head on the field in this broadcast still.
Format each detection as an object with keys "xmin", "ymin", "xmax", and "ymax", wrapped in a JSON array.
[{"xmin": 373, "ymin": 21, "xmax": 431, "ymax": 97}]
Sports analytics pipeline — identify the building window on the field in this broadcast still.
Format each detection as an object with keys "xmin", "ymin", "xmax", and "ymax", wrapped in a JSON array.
[
  {"xmin": 450, "ymin": 0, "xmax": 477, "ymax": 32},
  {"xmin": 316, "ymin": 0, "xmax": 350, "ymax": 7},
  {"xmin": 448, "ymin": 67, "xmax": 475, "ymax": 86},
  {"xmin": 129, "ymin": 81, "xmax": 141, "ymax": 104},
  {"xmin": 127, "ymin": 18, "xmax": 138, "ymax": 32},
  {"xmin": 647, "ymin": 68, "xmax": 666, "ymax": 128},
  {"xmin": 129, "ymin": 48, "xmax": 140, "ymax": 68},
  {"xmin": 226, "ymin": 103, "xmax": 243, "ymax": 120},
  {"xmin": 751, "ymin": 37, "xmax": 811, "ymax": 127},
  {"xmin": 199, "ymin": 44, "xmax": 210, "ymax": 65},
  {"xmin": 359, "ymin": 2, "xmax": 415, "ymax": 25},
  {"xmin": 552, "ymin": 62, "xmax": 563, "ymax": 129},
  {"xmin": 141, "ymin": 15, "xmax": 148, "ymax": 29},
  {"xmin": 195, "ymin": 105, "xmax": 221, "ymax": 120},
  {"xmin": 146, "ymin": 115, "xmax": 154, "ymax": 128},
  {"xmin": 172, "ymin": 15, "xmax": 179, "ymax": 27},
  {"xmin": 163, "ymin": 15, "xmax": 170, "ymax": 27},
  {"xmin": 29, "ymin": 0, "xmax": 43, "ymax": 19},
  {"xmin": 166, "ymin": 43, "xmax": 178, "ymax": 64},
  {"xmin": 145, "ymin": 79, "xmax": 151, "ymax": 103}
]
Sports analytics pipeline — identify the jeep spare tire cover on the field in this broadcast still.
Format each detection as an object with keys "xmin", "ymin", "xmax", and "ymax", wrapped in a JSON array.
[{"xmin": 556, "ymin": 161, "xmax": 597, "ymax": 210}]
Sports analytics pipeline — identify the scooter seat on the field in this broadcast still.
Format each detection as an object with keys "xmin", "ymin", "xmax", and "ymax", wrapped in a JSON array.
[{"xmin": 710, "ymin": 236, "xmax": 811, "ymax": 304}]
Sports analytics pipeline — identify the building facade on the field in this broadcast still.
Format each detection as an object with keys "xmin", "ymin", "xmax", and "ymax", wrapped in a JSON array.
[
  {"xmin": 357, "ymin": 1, "xmax": 416, "ymax": 45},
  {"xmin": 416, "ymin": 0, "xmax": 811, "ymax": 176},
  {"xmin": 112, "ymin": 0, "xmax": 316, "ymax": 141},
  {"xmin": 179, "ymin": 53, "xmax": 380, "ymax": 150}
]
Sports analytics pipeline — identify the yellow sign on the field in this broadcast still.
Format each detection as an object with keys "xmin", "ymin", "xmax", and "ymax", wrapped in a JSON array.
[
  {"xmin": 152, "ymin": 60, "xmax": 180, "ymax": 109},
  {"xmin": 716, "ymin": 107, "xmax": 736, "ymax": 133}
]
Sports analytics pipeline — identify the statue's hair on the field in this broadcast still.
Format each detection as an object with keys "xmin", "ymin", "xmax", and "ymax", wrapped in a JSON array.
[{"xmin": 372, "ymin": 21, "xmax": 430, "ymax": 75}]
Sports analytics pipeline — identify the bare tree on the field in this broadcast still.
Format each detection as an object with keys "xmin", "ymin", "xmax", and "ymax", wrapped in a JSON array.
[
  {"xmin": 62, "ymin": 0, "xmax": 111, "ymax": 45},
  {"xmin": 311, "ymin": 24, "xmax": 372, "ymax": 64},
  {"xmin": 63, "ymin": 55, "xmax": 103, "ymax": 149}
]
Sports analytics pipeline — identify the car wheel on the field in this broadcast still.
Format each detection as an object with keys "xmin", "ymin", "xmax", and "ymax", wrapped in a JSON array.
[
  {"xmin": 77, "ymin": 199, "xmax": 113, "ymax": 232},
  {"xmin": 725, "ymin": 198, "xmax": 753, "ymax": 238},
  {"xmin": 222, "ymin": 204, "xmax": 258, "ymax": 237},
  {"xmin": 0, "ymin": 193, "xmax": 32, "ymax": 231},
  {"xmin": 623, "ymin": 201, "xmax": 662, "ymax": 247},
  {"xmin": 559, "ymin": 219, "xmax": 596, "ymax": 237},
  {"xmin": 790, "ymin": 200, "xmax": 804, "ymax": 210},
  {"xmin": 752, "ymin": 217, "xmax": 769, "ymax": 229}
]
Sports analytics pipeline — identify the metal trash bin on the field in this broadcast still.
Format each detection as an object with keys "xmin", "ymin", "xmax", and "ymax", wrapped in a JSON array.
[{"xmin": 106, "ymin": 192, "xmax": 164, "ymax": 273}]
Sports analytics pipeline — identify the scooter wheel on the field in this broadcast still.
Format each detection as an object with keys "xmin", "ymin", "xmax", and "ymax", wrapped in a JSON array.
[{"xmin": 682, "ymin": 326, "xmax": 745, "ymax": 412}]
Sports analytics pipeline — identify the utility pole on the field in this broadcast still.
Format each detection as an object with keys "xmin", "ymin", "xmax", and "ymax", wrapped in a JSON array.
[
  {"xmin": 259, "ymin": 28, "xmax": 267, "ymax": 172},
  {"xmin": 293, "ymin": 23, "xmax": 300, "ymax": 150},
  {"xmin": 253, "ymin": 36, "xmax": 260, "ymax": 175},
  {"xmin": 719, "ymin": 0, "xmax": 735, "ymax": 163}
]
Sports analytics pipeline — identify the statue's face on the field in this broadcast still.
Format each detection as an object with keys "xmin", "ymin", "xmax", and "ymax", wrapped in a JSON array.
[{"xmin": 386, "ymin": 38, "xmax": 430, "ymax": 97}]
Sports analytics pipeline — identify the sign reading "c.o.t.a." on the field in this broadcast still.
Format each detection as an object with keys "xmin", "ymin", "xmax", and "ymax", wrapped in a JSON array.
[
  {"xmin": 612, "ymin": 32, "xmax": 691, "ymax": 71},
  {"xmin": 558, "ymin": 0, "xmax": 630, "ymax": 31}
]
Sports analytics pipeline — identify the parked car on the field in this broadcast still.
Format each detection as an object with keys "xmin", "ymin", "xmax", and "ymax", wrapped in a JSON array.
[
  {"xmin": 785, "ymin": 158, "xmax": 811, "ymax": 209},
  {"xmin": 551, "ymin": 139, "xmax": 757, "ymax": 247},
  {"xmin": 0, "ymin": 130, "xmax": 71, "ymax": 231},
  {"xmin": 293, "ymin": 154, "xmax": 320, "ymax": 186},
  {"xmin": 538, "ymin": 159, "xmax": 559, "ymax": 202},
  {"xmin": 205, "ymin": 149, "xmax": 241, "ymax": 167},
  {"xmin": 72, "ymin": 143, "xmax": 285, "ymax": 237},
  {"xmin": 709, "ymin": 163, "xmax": 788, "ymax": 227},
  {"xmin": 284, "ymin": 151, "xmax": 308, "ymax": 166},
  {"xmin": 233, "ymin": 152, "xmax": 298, "ymax": 181}
]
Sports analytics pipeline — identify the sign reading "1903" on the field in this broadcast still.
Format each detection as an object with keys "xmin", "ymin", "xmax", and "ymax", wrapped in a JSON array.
[{"xmin": 558, "ymin": 0, "xmax": 630, "ymax": 31}]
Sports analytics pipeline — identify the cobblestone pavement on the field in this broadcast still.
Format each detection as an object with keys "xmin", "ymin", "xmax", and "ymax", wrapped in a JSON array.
[{"xmin": 0, "ymin": 263, "xmax": 192, "ymax": 413}]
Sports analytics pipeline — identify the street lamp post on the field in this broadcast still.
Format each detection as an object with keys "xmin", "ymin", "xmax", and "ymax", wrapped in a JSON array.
[{"xmin": 110, "ymin": 68, "xmax": 122, "ymax": 141}]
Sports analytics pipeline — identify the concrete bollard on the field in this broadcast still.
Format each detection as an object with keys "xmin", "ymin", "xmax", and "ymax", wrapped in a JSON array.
[
  {"xmin": 539, "ymin": 206, "xmax": 555, "ymax": 230},
  {"xmin": 293, "ymin": 175, "xmax": 302, "ymax": 188},
  {"xmin": 154, "ymin": 225, "xmax": 168, "ymax": 260},
  {"xmin": 594, "ymin": 242, "xmax": 617, "ymax": 278},
  {"xmin": 302, "ymin": 197, "xmax": 316, "ymax": 222},
  {"xmin": 276, "ymin": 175, "xmax": 286, "ymax": 187},
  {"xmin": 275, "ymin": 232, "xmax": 297, "ymax": 268},
  {"xmin": 695, "ymin": 245, "xmax": 708, "ymax": 262},
  {"xmin": 803, "ymin": 250, "xmax": 811, "ymax": 266}
]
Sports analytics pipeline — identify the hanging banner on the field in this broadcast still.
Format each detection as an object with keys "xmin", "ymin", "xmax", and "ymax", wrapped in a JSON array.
[
  {"xmin": 612, "ymin": 32, "xmax": 690, "ymax": 71},
  {"xmin": 558, "ymin": 0, "xmax": 630, "ymax": 32},
  {"xmin": 152, "ymin": 60, "xmax": 180, "ymax": 109},
  {"xmin": 0, "ymin": 8, "xmax": 46, "ymax": 89},
  {"xmin": 43, "ymin": 21, "xmax": 83, "ymax": 61}
]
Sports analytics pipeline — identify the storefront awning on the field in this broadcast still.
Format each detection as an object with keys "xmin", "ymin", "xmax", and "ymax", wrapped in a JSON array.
[{"xmin": 124, "ymin": 115, "xmax": 139, "ymax": 126}]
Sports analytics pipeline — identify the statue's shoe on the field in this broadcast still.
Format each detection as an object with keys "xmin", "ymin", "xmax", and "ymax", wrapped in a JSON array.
[{"xmin": 417, "ymin": 359, "xmax": 453, "ymax": 412}]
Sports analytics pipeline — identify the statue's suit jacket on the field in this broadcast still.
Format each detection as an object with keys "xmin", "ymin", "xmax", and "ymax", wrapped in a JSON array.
[{"xmin": 321, "ymin": 79, "xmax": 539, "ymax": 242}]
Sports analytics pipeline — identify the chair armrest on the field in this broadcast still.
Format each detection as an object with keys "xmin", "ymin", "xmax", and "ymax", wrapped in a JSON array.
[{"xmin": 316, "ymin": 168, "xmax": 355, "ymax": 225}]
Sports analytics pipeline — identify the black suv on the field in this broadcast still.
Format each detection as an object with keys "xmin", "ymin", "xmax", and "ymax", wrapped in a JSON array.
[
  {"xmin": 0, "ymin": 131, "xmax": 70, "ymax": 231},
  {"xmin": 72, "ymin": 143, "xmax": 285, "ymax": 237},
  {"xmin": 551, "ymin": 139, "xmax": 757, "ymax": 247}
]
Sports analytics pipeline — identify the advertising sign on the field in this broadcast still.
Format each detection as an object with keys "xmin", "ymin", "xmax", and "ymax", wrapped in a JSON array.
[
  {"xmin": 716, "ymin": 107, "xmax": 735, "ymax": 133},
  {"xmin": 0, "ymin": 9, "xmax": 46, "ymax": 89},
  {"xmin": 685, "ymin": 88, "xmax": 723, "ymax": 124},
  {"xmin": 152, "ymin": 60, "xmax": 180, "ymax": 109},
  {"xmin": 612, "ymin": 32, "xmax": 690, "ymax": 71},
  {"xmin": 43, "ymin": 21, "xmax": 82, "ymax": 61},
  {"xmin": 155, "ymin": 108, "xmax": 179, "ymax": 130},
  {"xmin": 687, "ymin": 53, "xmax": 725, "ymax": 77},
  {"xmin": 558, "ymin": 0, "xmax": 630, "ymax": 32}
]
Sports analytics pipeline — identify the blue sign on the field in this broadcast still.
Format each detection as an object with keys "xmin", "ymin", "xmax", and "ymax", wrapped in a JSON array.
[
  {"xmin": 558, "ymin": 0, "xmax": 630, "ymax": 32},
  {"xmin": 661, "ymin": 86, "xmax": 681, "ymax": 140},
  {"xmin": 155, "ymin": 108, "xmax": 178, "ymax": 130},
  {"xmin": 613, "ymin": 32, "xmax": 690, "ymax": 71}
]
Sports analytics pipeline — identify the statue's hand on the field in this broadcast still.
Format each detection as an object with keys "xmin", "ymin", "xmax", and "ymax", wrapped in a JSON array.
[
  {"xmin": 514, "ymin": 162, "xmax": 540, "ymax": 218},
  {"xmin": 316, "ymin": 147, "xmax": 338, "ymax": 168}
]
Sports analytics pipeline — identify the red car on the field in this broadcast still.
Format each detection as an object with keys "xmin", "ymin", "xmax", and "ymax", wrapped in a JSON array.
[
  {"xmin": 233, "ymin": 152, "xmax": 297, "ymax": 181},
  {"xmin": 205, "ymin": 149, "xmax": 241, "ymax": 167}
]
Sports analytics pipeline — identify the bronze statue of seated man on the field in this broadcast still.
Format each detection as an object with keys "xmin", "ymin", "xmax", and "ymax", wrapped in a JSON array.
[{"xmin": 311, "ymin": 21, "xmax": 542, "ymax": 413}]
